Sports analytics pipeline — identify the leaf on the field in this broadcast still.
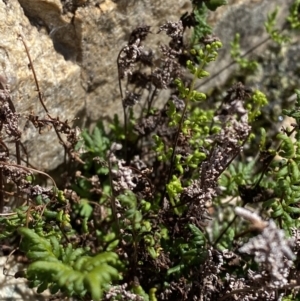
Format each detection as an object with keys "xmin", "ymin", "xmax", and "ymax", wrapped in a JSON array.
[
  {"xmin": 19, "ymin": 228, "xmax": 122, "ymax": 300},
  {"xmin": 167, "ymin": 264, "xmax": 184, "ymax": 275},
  {"xmin": 83, "ymin": 265, "xmax": 119, "ymax": 301},
  {"xmin": 57, "ymin": 269, "xmax": 83, "ymax": 293},
  {"xmin": 205, "ymin": 0, "xmax": 227, "ymax": 11},
  {"xmin": 277, "ymin": 133, "xmax": 295, "ymax": 159},
  {"xmin": 188, "ymin": 224, "xmax": 206, "ymax": 246},
  {"xmin": 74, "ymin": 256, "xmax": 91, "ymax": 271},
  {"xmin": 78, "ymin": 199, "xmax": 93, "ymax": 218},
  {"xmin": 19, "ymin": 227, "xmax": 52, "ymax": 250},
  {"xmin": 87, "ymin": 252, "xmax": 120, "ymax": 269}
]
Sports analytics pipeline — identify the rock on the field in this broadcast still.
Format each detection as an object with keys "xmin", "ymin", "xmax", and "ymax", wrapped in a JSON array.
[
  {"xmin": 198, "ymin": 0, "xmax": 295, "ymax": 91},
  {"xmin": 68, "ymin": 0, "xmax": 191, "ymax": 121},
  {"xmin": 0, "ymin": 256, "xmax": 49, "ymax": 300},
  {"xmin": 0, "ymin": 0, "xmax": 296, "ymax": 170},
  {"xmin": 0, "ymin": 0, "xmax": 85, "ymax": 170},
  {"xmin": 0, "ymin": 0, "xmax": 190, "ymax": 170}
]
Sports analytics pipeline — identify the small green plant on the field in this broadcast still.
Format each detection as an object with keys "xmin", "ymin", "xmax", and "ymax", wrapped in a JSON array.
[
  {"xmin": 19, "ymin": 227, "xmax": 123, "ymax": 300},
  {"xmin": 230, "ymin": 33, "xmax": 259, "ymax": 72},
  {"xmin": 287, "ymin": 0, "xmax": 300, "ymax": 29},
  {"xmin": 265, "ymin": 7, "xmax": 291, "ymax": 44}
]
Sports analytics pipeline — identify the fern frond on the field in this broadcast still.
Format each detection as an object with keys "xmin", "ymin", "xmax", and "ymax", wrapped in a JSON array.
[{"xmin": 19, "ymin": 227, "xmax": 123, "ymax": 300}]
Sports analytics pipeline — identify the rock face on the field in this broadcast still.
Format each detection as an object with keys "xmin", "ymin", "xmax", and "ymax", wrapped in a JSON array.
[
  {"xmin": 201, "ymin": 0, "xmax": 294, "ymax": 91},
  {"xmin": 0, "ymin": 256, "xmax": 49, "ymax": 300},
  {"xmin": 0, "ymin": 0, "xmax": 85, "ymax": 170},
  {"xmin": 0, "ymin": 0, "xmax": 190, "ymax": 170},
  {"xmin": 0, "ymin": 0, "xmax": 295, "ymax": 170}
]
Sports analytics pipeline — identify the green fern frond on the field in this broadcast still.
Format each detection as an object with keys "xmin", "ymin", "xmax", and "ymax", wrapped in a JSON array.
[{"xmin": 19, "ymin": 227, "xmax": 123, "ymax": 300}]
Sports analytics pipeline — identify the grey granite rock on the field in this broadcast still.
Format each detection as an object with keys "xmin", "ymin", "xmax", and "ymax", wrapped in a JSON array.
[
  {"xmin": 0, "ymin": 0, "xmax": 85, "ymax": 170},
  {"xmin": 0, "ymin": 256, "xmax": 49, "ymax": 300},
  {"xmin": 0, "ymin": 0, "xmax": 296, "ymax": 170},
  {"xmin": 198, "ymin": 0, "xmax": 295, "ymax": 91}
]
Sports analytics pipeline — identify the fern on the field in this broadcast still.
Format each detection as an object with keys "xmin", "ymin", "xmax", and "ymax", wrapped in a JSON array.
[
  {"xmin": 19, "ymin": 227, "xmax": 123, "ymax": 300},
  {"xmin": 79, "ymin": 120, "xmax": 111, "ymax": 175}
]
